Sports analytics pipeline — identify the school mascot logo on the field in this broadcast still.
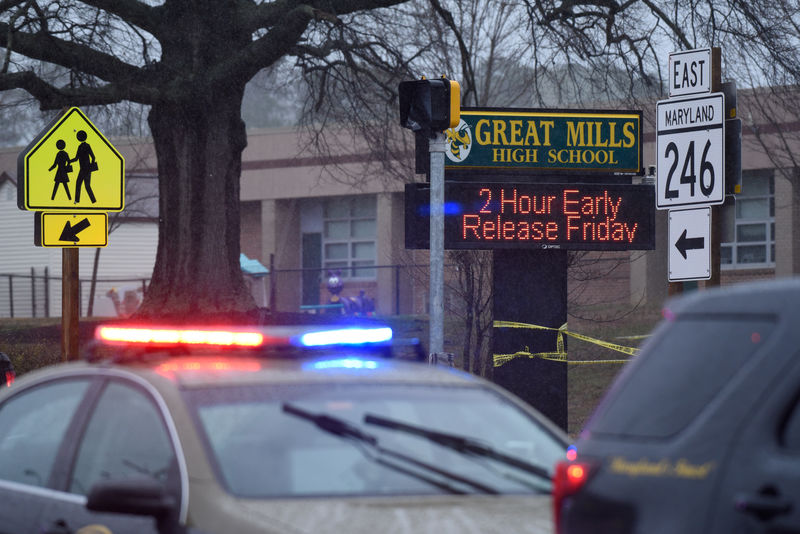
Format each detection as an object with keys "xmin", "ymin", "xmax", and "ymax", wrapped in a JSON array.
[{"xmin": 445, "ymin": 119, "xmax": 472, "ymax": 163}]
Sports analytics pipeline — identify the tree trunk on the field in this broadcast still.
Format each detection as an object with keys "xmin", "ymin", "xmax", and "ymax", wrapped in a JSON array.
[{"xmin": 136, "ymin": 89, "xmax": 255, "ymax": 319}]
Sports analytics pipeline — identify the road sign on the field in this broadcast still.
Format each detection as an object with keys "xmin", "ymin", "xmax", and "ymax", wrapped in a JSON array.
[
  {"xmin": 18, "ymin": 107, "xmax": 125, "ymax": 212},
  {"xmin": 656, "ymin": 93, "xmax": 725, "ymax": 209},
  {"xmin": 668, "ymin": 207, "xmax": 711, "ymax": 281},
  {"xmin": 668, "ymin": 49, "xmax": 713, "ymax": 98},
  {"xmin": 34, "ymin": 212, "xmax": 108, "ymax": 248}
]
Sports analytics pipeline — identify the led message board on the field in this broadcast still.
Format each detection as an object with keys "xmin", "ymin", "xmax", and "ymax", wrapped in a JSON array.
[
  {"xmin": 443, "ymin": 108, "xmax": 643, "ymax": 175},
  {"xmin": 405, "ymin": 182, "xmax": 655, "ymax": 251}
]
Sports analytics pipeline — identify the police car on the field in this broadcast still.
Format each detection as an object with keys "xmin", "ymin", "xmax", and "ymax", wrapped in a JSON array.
[
  {"xmin": 0, "ymin": 318, "xmax": 567, "ymax": 534},
  {"xmin": 554, "ymin": 278, "xmax": 800, "ymax": 534}
]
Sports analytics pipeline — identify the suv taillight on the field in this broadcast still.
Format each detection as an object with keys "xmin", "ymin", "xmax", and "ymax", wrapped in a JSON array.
[
  {"xmin": 4, "ymin": 370, "xmax": 14, "ymax": 387},
  {"xmin": 553, "ymin": 460, "xmax": 595, "ymax": 534}
]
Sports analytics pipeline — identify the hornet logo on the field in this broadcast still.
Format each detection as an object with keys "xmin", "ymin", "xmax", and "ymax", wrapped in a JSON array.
[{"xmin": 445, "ymin": 119, "xmax": 472, "ymax": 163}]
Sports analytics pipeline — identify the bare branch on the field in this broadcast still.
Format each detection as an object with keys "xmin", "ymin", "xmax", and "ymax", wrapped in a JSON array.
[
  {"xmin": 0, "ymin": 70, "xmax": 158, "ymax": 109},
  {"xmin": 0, "ymin": 22, "xmax": 142, "ymax": 83},
  {"xmin": 211, "ymin": 5, "xmax": 315, "ymax": 86},
  {"xmin": 75, "ymin": 0, "xmax": 161, "ymax": 36}
]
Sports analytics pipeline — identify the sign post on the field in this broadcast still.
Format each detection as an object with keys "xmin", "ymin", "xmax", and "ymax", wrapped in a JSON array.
[
  {"xmin": 17, "ymin": 107, "xmax": 124, "ymax": 361},
  {"xmin": 429, "ymin": 133, "xmax": 446, "ymax": 358},
  {"xmin": 61, "ymin": 249, "xmax": 79, "ymax": 362}
]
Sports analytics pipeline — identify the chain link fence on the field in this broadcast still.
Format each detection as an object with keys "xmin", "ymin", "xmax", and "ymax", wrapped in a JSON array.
[
  {"xmin": 0, "ymin": 269, "xmax": 149, "ymax": 319},
  {"xmin": 0, "ymin": 263, "xmax": 449, "ymax": 319},
  {"xmin": 265, "ymin": 263, "xmax": 438, "ymax": 316}
]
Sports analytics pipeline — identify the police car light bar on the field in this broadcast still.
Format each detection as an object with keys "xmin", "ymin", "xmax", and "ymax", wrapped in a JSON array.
[
  {"xmin": 95, "ymin": 325, "xmax": 393, "ymax": 350},
  {"xmin": 96, "ymin": 326, "xmax": 266, "ymax": 347},
  {"xmin": 297, "ymin": 327, "xmax": 393, "ymax": 347}
]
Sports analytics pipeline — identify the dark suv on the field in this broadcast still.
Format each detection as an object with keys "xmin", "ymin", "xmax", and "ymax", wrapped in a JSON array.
[{"xmin": 554, "ymin": 278, "xmax": 800, "ymax": 534}]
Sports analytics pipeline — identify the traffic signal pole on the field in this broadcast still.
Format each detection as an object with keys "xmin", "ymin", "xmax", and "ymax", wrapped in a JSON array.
[
  {"xmin": 398, "ymin": 75, "xmax": 460, "ymax": 363},
  {"xmin": 428, "ymin": 133, "xmax": 446, "ymax": 361}
]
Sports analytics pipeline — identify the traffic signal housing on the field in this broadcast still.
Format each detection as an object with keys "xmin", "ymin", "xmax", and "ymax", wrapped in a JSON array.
[
  {"xmin": 723, "ymin": 80, "xmax": 741, "ymax": 195},
  {"xmin": 399, "ymin": 77, "xmax": 460, "ymax": 138}
]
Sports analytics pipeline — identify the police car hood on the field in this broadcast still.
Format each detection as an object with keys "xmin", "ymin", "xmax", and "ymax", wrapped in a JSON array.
[{"xmin": 233, "ymin": 494, "xmax": 553, "ymax": 534}]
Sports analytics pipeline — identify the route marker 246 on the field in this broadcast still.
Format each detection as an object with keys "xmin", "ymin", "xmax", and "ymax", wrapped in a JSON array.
[{"xmin": 656, "ymin": 93, "xmax": 725, "ymax": 209}]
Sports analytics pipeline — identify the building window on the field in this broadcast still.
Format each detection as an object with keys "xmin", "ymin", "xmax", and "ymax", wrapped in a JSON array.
[
  {"xmin": 721, "ymin": 170, "xmax": 775, "ymax": 269},
  {"xmin": 323, "ymin": 196, "xmax": 376, "ymax": 279}
]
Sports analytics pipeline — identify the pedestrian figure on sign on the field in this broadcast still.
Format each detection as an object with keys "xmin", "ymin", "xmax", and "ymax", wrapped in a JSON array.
[
  {"xmin": 70, "ymin": 130, "xmax": 97, "ymax": 204},
  {"xmin": 49, "ymin": 139, "xmax": 72, "ymax": 201}
]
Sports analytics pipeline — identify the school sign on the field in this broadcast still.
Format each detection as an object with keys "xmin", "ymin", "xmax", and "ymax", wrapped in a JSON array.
[
  {"xmin": 445, "ymin": 108, "xmax": 642, "ymax": 175},
  {"xmin": 17, "ymin": 107, "xmax": 123, "ymax": 248},
  {"xmin": 18, "ymin": 107, "xmax": 125, "ymax": 212}
]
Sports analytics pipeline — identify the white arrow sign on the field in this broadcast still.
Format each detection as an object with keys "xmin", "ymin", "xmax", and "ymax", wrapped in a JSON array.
[{"xmin": 668, "ymin": 207, "xmax": 711, "ymax": 282}]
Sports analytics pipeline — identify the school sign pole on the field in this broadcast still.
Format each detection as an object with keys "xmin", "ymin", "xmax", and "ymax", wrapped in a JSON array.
[{"xmin": 18, "ymin": 107, "xmax": 124, "ymax": 361}]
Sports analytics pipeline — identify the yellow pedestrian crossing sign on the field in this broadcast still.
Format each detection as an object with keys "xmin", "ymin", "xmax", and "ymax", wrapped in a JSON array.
[
  {"xmin": 17, "ymin": 107, "xmax": 125, "ymax": 212},
  {"xmin": 34, "ymin": 212, "xmax": 108, "ymax": 248}
]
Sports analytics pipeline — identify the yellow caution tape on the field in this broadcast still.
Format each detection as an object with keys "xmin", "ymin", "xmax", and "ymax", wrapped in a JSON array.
[
  {"xmin": 493, "ymin": 321, "xmax": 641, "ymax": 367},
  {"xmin": 494, "ymin": 350, "xmax": 567, "ymax": 366},
  {"xmin": 616, "ymin": 334, "xmax": 650, "ymax": 341}
]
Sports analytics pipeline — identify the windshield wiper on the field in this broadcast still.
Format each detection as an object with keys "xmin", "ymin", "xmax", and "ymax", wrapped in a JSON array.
[
  {"xmin": 281, "ymin": 403, "xmax": 498, "ymax": 494},
  {"xmin": 363, "ymin": 413, "xmax": 551, "ymax": 482}
]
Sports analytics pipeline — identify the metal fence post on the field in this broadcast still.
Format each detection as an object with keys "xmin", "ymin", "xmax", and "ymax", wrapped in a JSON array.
[
  {"xmin": 7, "ymin": 275, "xmax": 13, "ymax": 318},
  {"xmin": 269, "ymin": 253, "xmax": 276, "ymax": 311},
  {"xmin": 30, "ymin": 267, "xmax": 36, "ymax": 318},
  {"xmin": 44, "ymin": 267, "xmax": 50, "ymax": 318}
]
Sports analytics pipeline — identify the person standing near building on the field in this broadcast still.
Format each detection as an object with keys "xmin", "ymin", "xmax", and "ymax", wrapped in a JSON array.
[
  {"xmin": 48, "ymin": 139, "xmax": 72, "ymax": 200},
  {"xmin": 70, "ymin": 129, "xmax": 97, "ymax": 204}
]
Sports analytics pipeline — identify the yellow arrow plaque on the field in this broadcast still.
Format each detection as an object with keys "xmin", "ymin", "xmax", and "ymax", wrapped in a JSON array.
[{"xmin": 35, "ymin": 212, "xmax": 108, "ymax": 248}]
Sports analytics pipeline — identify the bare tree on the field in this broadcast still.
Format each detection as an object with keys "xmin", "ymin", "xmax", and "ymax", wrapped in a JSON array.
[
  {"xmin": 0, "ymin": 0, "xmax": 412, "ymax": 319},
  {"xmin": 446, "ymin": 249, "xmax": 493, "ymax": 377},
  {"xmin": 300, "ymin": 0, "xmax": 800, "ymax": 364}
]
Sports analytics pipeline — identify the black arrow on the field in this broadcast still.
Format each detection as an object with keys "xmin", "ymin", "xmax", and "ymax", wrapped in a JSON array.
[
  {"xmin": 675, "ymin": 229, "xmax": 705, "ymax": 259},
  {"xmin": 59, "ymin": 218, "xmax": 91, "ymax": 242}
]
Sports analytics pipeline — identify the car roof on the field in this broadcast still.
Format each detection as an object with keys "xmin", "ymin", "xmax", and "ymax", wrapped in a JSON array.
[
  {"xmin": 11, "ymin": 349, "xmax": 486, "ymax": 392},
  {"xmin": 580, "ymin": 278, "xmax": 800, "ymax": 441},
  {"xmin": 120, "ymin": 354, "xmax": 486, "ymax": 390},
  {"xmin": 665, "ymin": 277, "xmax": 800, "ymax": 318}
]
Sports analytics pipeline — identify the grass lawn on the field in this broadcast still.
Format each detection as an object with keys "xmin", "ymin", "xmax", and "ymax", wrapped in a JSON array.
[{"xmin": 565, "ymin": 307, "xmax": 663, "ymax": 436}]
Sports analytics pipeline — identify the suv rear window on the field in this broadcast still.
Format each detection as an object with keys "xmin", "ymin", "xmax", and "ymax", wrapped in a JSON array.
[{"xmin": 588, "ymin": 316, "xmax": 775, "ymax": 439}]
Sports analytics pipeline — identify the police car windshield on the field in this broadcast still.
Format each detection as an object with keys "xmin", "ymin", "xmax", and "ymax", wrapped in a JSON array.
[{"xmin": 184, "ymin": 383, "xmax": 564, "ymax": 498}]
